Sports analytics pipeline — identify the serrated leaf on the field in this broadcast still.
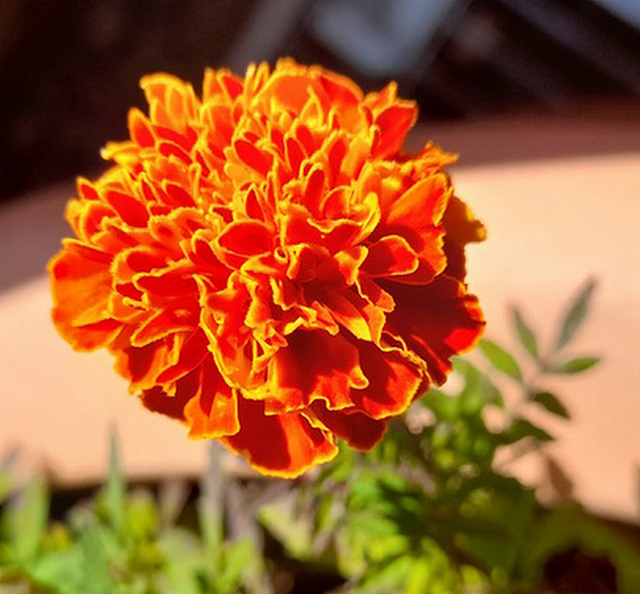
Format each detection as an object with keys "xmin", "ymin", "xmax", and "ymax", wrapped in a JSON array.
[
  {"xmin": 555, "ymin": 278, "xmax": 596, "ymax": 351},
  {"xmin": 550, "ymin": 356, "xmax": 600, "ymax": 374},
  {"xmin": 530, "ymin": 391, "xmax": 570, "ymax": 419},
  {"xmin": 511, "ymin": 307, "xmax": 540, "ymax": 360},
  {"xmin": 504, "ymin": 418, "xmax": 553, "ymax": 444},
  {"xmin": 478, "ymin": 339, "xmax": 523, "ymax": 382}
]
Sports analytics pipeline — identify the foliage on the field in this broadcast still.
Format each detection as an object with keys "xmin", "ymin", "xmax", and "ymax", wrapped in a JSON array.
[
  {"xmin": 260, "ymin": 279, "xmax": 640, "ymax": 593},
  {"xmin": 2, "ymin": 279, "xmax": 639, "ymax": 593},
  {"xmin": 0, "ymin": 439, "xmax": 269, "ymax": 593}
]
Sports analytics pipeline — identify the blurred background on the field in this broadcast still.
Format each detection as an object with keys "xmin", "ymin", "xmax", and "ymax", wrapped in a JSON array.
[
  {"xmin": 1, "ymin": 0, "xmax": 639, "ymax": 202},
  {"xmin": 1, "ymin": 0, "xmax": 639, "ymax": 534}
]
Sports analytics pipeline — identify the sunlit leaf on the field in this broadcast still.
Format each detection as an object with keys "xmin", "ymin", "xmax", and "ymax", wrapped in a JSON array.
[
  {"xmin": 259, "ymin": 496, "xmax": 315, "ymax": 560},
  {"xmin": 29, "ymin": 547, "xmax": 84, "ymax": 592},
  {"xmin": 478, "ymin": 339, "xmax": 523, "ymax": 382},
  {"xmin": 78, "ymin": 520, "xmax": 116, "ymax": 594},
  {"xmin": 314, "ymin": 494, "xmax": 336, "ymax": 535},
  {"xmin": 218, "ymin": 539, "xmax": 255, "ymax": 593},
  {"xmin": 554, "ymin": 278, "xmax": 597, "ymax": 351},
  {"xmin": 357, "ymin": 553, "xmax": 413, "ymax": 593},
  {"xmin": 511, "ymin": 307, "xmax": 540, "ymax": 360},
  {"xmin": 10, "ymin": 475, "xmax": 49, "ymax": 565},
  {"xmin": 550, "ymin": 356, "xmax": 600, "ymax": 374},
  {"xmin": 530, "ymin": 391, "xmax": 570, "ymax": 419},
  {"xmin": 126, "ymin": 490, "xmax": 158, "ymax": 541}
]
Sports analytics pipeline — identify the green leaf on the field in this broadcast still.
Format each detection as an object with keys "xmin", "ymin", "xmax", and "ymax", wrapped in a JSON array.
[
  {"xmin": 530, "ymin": 391, "xmax": 570, "ymax": 419},
  {"xmin": 511, "ymin": 307, "xmax": 540, "ymax": 360},
  {"xmin": 0, "ymin": 454, "xmax": 17, "ymax": 506},
  {"xmin": 550, "ymin": 356, "xmax": 600, "ymax": 374},
  {"xmin": 458, "ymin": 481, "xmax": 537, "ymax": 575},
  {"xmin": 259, "ymin": 497, "xmax": 315, "ymax": 560},
  {"xmin": 126, "ymin": 490, "xmax": 158, "ymax": 541},
  {"xmin": 478, "ymin": 339, "xmax": 523, "ymax": 382},
  {"xmin": 504, "ymin": 418, "xmax": 553, "ymax": 444},
  {"xmin": 104, "ymin": 431, "xmax": 127, "ymax": 539},
  {"xmin": 453, "ymin": 358, "xmax": 504, "ymax": 411},
  {"xmin": 314, "ymin": 494, "xmax": 336, "ymax": 535},
  {"xmin": 357, "ymin": 553, "xmax": 413, "ymax": 593},
  {"xmin": 519, "ymin": 507, "xmax": 640, "ymax": 593},
  {"xmin": 156, "ymin": 527, "xmax": 202, "ymax": 594},
  {"xmin": 30, "ymin": 548, "xmax": 84, "ymax": 593},
  {"xmin": 554, "ymin": 278, "xmax": 597, "ymax": 351},
  {"xmin": 78, "ymin": 520, "xmax": 117, "ymax": 594},
  {"xmin": 218, "ymin": 539, "xmax": 255, "ymax": 593},
  {"xmin": 10, "ymin": 475, "xmax": 49, "ymax": 565}
]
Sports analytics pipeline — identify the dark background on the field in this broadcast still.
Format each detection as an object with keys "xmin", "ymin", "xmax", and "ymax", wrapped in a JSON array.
[{"xmin": 1, "ymin": 0, "xmax": 639, "ymax": 203}]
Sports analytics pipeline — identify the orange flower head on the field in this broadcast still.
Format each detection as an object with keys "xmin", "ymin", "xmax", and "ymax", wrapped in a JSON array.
[{"xmin": 49, "ymin": 59, "xmax": 485, "ymax": 477}]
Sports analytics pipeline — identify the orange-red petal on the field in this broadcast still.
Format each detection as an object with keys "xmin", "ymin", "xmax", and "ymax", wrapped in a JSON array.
[
  {"xmin": 184, "ymin": 356, "xmax": 240, "ymax": 438},
  {"xmin": 223, "ymin": 399, "xmax": 338, "ymax": 478},
  {"xmin": 383, "ymin": 275, "xmax": 485, "ymax": 384},
  {"xmin": 265, "ymin": 330, "xmax": 367, "ymax": 413},
  {"xmin": 49, "ymin": 59, "xmax": 485, "ymax": 479},
  {"xmin": 49, "ymin": 242, "xmax": 120, "ymax": 350},
  {"xmin": 311, "ymin": 403, "xmax": 387, "ymax": 450}
]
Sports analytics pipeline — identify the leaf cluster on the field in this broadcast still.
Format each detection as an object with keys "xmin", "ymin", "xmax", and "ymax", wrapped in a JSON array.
[
  {"xmin": 261, "ymin": 280, "xmax": 640, "ymax": 593},
  {"xmin": 2, "ymin": 279, "xmax": 637, "ymax": 593},
  {"xmin": 0, "ymin": 439, "xmax": 268, "ymax": 594}
]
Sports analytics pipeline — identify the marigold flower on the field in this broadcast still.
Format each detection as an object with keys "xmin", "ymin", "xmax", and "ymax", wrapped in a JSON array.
[{"xmin": 49, "ymin": 59, "xmax": 485, "ymax": 477}]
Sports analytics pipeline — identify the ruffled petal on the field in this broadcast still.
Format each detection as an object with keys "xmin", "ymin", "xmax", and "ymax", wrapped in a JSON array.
[
  {"xmin": 373, "ymin": 101, "xmax": 418, "ymax": 159},
  {"xmin": 349, "ymin": 340, "xmax": 424, "ymax": 419},
  {"xmin": 363, "ymin": 235, "xmax": 419, "ymax": 277},
  {"xmin": 378, "ymin": 172, "xmax": 451, "ymax": 284},
  {"xmin": 383, "ymin": 276, "xmax": 485, "ymax": 384},
  {"xmin": 265, "ymin": 330, "xmax": 368, "ymax": 413},
  {"xmin": 114, "ymin": 334, "xmax": 182, "ymax": 393},
  {"xmin": 442, "ymin": 195, "xmax": 487, "ymax": 280},
  {"xmin": 49, "ymin": 59, "xmax": 484, "ymax": 478},
  {"xmin": 184, "ymin": 356, "xmax": 240, "ymax": 438},
  {"xmin": 311, "ymin": 403, "xmax": 387, "ymax": 450},
  {"xmin": 223, "ymin": 399, "xmax": 338, "ymax": 478},
  {"xmin": 141, "ymin": 356, "xmax": 239, "ymax": 441},
  {"xmin": 49, "ymin": 242, "xmax": 120, "ymax": 350}
]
